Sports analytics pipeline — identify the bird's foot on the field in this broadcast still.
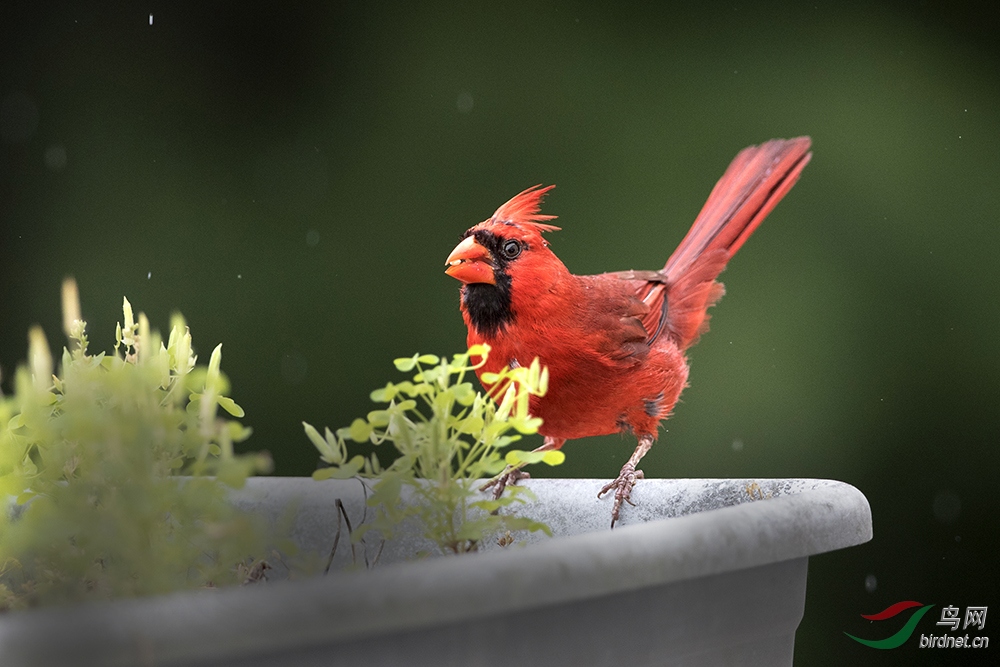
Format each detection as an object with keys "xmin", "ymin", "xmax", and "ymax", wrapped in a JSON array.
[
  {"xmin": 480, "ymin": 466, "xmax": 531, "ymax": 501},
  {"xmin": 598, "ymin": 463, "xmax": 645, "ymax": 528}
]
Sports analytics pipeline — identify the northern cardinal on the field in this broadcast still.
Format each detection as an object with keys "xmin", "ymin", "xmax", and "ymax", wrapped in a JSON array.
[{"xmin": 445, "ymin": 137, "xmax": 812, "ymax": 526}]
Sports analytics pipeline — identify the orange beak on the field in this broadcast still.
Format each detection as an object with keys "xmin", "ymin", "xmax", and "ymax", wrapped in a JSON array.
[{"xmin": 445, "ymin": 235, "xmax": 496, "ymax": 285}]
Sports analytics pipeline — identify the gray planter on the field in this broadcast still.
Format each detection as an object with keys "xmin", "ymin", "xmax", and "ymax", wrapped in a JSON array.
[{"xmin": 0, "ymin": 477, "xmax": 871, "ymax": 666}]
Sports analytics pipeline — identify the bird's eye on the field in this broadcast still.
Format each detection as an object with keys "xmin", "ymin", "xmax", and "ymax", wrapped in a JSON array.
[{"xmin": 501, "ymin": 239, "xmax": 522, "ymax": 259}]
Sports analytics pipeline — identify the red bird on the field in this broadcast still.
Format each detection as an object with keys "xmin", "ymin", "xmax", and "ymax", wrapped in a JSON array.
[{"xmin": 445, "ymin": 138, "xmax": 812, "ymax": 526}]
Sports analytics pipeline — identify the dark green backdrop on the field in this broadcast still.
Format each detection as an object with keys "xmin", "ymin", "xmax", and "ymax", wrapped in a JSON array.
[{"xmin": 2, "ymin": 1, "xmax": 997, "ymax": 664}]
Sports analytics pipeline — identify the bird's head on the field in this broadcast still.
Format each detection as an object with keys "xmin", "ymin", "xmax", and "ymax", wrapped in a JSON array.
[
  {"xmin": 445, "ymin": 184, "xmax": 561, "ymax": 286},
  {"xmin": 446, "ymin": 185, "xmax": 568, "ymax": 337}
]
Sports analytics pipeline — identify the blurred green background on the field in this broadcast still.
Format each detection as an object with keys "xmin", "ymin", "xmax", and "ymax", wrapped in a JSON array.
[{"xmin": 2, "ymin": 1, "xmax": 997, "ymax": 663}]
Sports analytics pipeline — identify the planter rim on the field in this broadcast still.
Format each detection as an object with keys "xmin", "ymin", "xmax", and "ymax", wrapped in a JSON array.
[{"xmin": 0, "ymin": 477, "xmax": 871, "ymax": 667}]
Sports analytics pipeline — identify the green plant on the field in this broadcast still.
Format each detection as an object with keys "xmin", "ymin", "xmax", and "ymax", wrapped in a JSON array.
[
  {"xmin": 303, "ymin": 346, "xmax": 563, "ymax": 555},
  {"xmin": 0, "ymin": 281, "xmax": 272, "ymax": 610}
]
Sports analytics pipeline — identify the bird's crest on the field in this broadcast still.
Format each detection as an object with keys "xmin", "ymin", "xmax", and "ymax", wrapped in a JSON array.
[{"xmin": 489, "ymin": 184, "xmax": 561, "ymax": 233}]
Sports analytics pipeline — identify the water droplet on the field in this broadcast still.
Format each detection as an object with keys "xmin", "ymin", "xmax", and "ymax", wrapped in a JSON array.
[
  {"xmin": 731, "ymin": 439, "xmax": 744, "ymax": 452},
  {"xmin": 864, "ymin": 574, "xmax": 877, "ymax": 592}
]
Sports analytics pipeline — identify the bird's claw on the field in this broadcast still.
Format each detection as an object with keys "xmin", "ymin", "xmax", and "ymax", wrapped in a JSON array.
[
  {"xmin": 480, "ymin": 466, "xmax": 531, "ymax": 501},
  {"xmin": 598, "ymin": 463, "xmax": 644, "ymax": 528}
]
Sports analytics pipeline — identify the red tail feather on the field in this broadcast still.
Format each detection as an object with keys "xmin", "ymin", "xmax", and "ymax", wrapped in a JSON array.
[{"xmin": 663, "ymin": 137, "xmax": 812, "ymax": 349}]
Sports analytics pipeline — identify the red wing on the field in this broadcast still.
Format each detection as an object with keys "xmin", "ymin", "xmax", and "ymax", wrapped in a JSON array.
[
  {"xmin": 599, "ymin": 271, "xmax": 670, "ymax": 344},
  {"xmin": 578, "ymin": 274, "xmax": 657, "ymax": 361}
]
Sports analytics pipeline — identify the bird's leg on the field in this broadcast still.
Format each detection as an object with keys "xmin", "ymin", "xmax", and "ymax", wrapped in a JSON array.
[
  {"xmin": 480, "ymin": 436, "xmax": 565, "ymax": 501},
  {"xmin": 598, "ymin": 434, "xmax": 654, "ymax": 528}
]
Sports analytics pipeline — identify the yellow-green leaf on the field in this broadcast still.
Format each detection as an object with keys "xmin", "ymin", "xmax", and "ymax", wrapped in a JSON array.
[
  {"xmin": 303, "ymin": 422, "xmax": 331, "ymax": 455},
  {"xmin": 348, "ymin": 418, "xmax": 372, "ymax": 442},
  {"xmin": 367, "ymin": 410, "xmax": 390, "ymax": 427},
  {"xmin": 541, "ymin": 450, "xmax": 565, "ymax": 466},
  {"xmin": 393, "ymin": 356, "xmax": 417, "ymax": 371},
  {"xmin": 467, "ymin": 343, "xmax": 490, "ymax": 358},
  {"xmin": 456, "ymin": 415, "xmax": 484, "ymax": 434},
  {"xmin": 217, "ymin": 395, "xmax": 244, "ymax": 417}
]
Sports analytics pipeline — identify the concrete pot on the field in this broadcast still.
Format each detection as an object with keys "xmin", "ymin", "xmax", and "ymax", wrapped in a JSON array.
[{"xmin": 0, "ymin": 477, "xmax": 872, "ymax": 666}]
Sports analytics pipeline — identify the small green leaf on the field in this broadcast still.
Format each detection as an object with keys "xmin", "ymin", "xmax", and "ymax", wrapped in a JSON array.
[
  {"xmin": 432, "ymin": 391, "xmax": 453, "ymax": 411},
  {"xmin": 216, "ymin": 459, "xmax": 250, "ymax": 488},
  {"xmin": 467, "ymin": 343, "xmax": 490, "ymax": 357},
  {"xmin": 528, "ymin": 357, "xmax": 540, "ymax": 387},
  {"xmin": 370, "ymin": 384, "xmax": 392, "ymax": 402},
  {"xmin": 122, "ymin": 296, "xmax": 134, "ymax": 330},
  {"xmin": 368, "ymin": 473, "xmax": 402, "ymax": 508},
  {"xmin": 417, "ymin": 354, "xmax": 440, "ymax": 365},
  {"xmin": 541, "ymin": 450, "xmax": 566, "ymax": 466},
  {"xmin": 227, "ymin": 422, "xmax": 253, "ymax": 443},
  {"xmin": 508, "ymin": 416, "xmax": 543, "ymax": 434},
  {"xmin": 451, "ymin": 382, "xmax": 476, "ymax": 405},
  {"xmin": 217, "ymin": 395, "xmax": 244, "ymax": 417},
  {"xmin": 415, "ymin": 366, "xmax": 441, "ymax": 384},
  {"xmin": 348, "ymin": 418, "xmax": 372, "ymax": 442},
  {"xmin": 469, "ymin": 499, "xmax": 504, "ymax": 513},
  {"xmin": 492, "ymin": 435, "xmax": 522, "ymax": 450},
  {"xmin": 505, "ymin": 451, "xmax": 527, "ymax": 465},
  {"xmin": 303, "ymin": 422, "xmax": 331, "ymax": 455},
  {"xmin": 480, "ymin": 458, "xmax": 509, "ymax": 476},
  {"xmin": 503, "ymin": 484, "xmax": 538, "ymax": 501},
  {"xmin": 393, "ymin": 356, "xmax": 417, "ymax": 371},
  {"xmin": 312, "ymin": 467, "xmax": 338, "ymax": 481},
  {"xmin": 205, "ymin": 343, "xmax": 223, "ymax": 391},
  {"xmin": 455, "ymin": 415, "xmax": 484, "ymax": 434},
  {"xmin": 318, "ymin": 455, "xmax": 365, "ymax": 480},
  {"xmin": 367, "ymin": 410, "xmax": 390, "ymax": 427},
  {"xmin": 505, "ymin": 448, "xmax": 562, "ymax": 465}
]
